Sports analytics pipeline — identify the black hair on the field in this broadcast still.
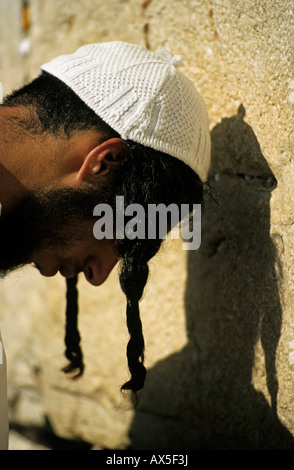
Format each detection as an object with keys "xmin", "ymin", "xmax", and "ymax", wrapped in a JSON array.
[{"xmin": 4, "ymin": 72, "xmax": 203, "ymax": 398}]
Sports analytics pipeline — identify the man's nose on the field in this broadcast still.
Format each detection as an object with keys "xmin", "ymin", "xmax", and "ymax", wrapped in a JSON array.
[{"xmin": 83, "ymin": 257, "xmax": 101, "ymax": 286}]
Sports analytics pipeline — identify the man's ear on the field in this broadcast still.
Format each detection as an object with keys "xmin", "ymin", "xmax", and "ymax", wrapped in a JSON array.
[{"xmin": 77, "ymin": 138, "xmax": 128, "ymax": 181}]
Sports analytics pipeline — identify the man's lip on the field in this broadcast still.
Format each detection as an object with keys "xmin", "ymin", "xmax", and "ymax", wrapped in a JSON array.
[
  {"xmin": 59, "ymin": 262, "xmax": 80, "ymax": 279},
  {"xmin": 59, "ymin": 261, "xmax": 93, "ymax": 282}
]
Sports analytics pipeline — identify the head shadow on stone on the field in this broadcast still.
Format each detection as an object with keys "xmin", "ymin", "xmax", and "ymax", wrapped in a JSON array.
[{"xmin": 128, "ymin": 105, "xmax": 294, "ymax": 450}]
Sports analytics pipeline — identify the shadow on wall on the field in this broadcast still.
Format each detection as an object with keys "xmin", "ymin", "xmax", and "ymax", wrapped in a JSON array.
[{"xmin": 129, "ymin": 105, "xmax": 294, "ymax": 450}]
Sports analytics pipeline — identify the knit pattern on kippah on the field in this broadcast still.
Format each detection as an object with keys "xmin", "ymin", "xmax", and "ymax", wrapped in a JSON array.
[{"xmin": 41, "ymin": 41, "xmax": 210, "ymax": 180}]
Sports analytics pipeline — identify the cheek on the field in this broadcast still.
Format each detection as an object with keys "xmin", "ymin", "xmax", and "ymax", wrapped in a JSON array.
[
  {"xmin": 79, "ymin": 237, "xmax": 118, "ymax": 259},
  {"xmin": 95, "ymin": 240, "xmax": 119, "ymax": 274}
]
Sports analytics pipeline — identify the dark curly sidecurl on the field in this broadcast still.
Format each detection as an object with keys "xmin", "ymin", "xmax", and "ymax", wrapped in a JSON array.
[{"xmin": 113, "ymin": 143, "xmax": 203, "ymax": 396}]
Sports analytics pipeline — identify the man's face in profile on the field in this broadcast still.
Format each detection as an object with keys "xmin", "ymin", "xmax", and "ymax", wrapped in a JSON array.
[{"xmin": 0, "ymin": 186, "xmax": 118, "ymax": 285}]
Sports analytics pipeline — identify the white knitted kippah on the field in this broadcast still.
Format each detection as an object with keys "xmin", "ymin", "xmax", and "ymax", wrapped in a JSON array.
[{"xmin": 41, "ymin": 41, "xmax": 211, "ymax": 180}]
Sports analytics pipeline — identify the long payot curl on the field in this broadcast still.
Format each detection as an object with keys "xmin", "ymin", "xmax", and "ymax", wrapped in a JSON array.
[
  {"xmin": 113, "ymin": 142, "xmax": 203, "ymax": 397},
  {"xmin": 63, "ymin": 275, "xmax": 84, "ymax": 378}
]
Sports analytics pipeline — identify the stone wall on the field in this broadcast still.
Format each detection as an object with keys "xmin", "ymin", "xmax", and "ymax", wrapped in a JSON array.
[{"xmin": 0, "ymin": 0, "xmax": 293, "ymax": 450}]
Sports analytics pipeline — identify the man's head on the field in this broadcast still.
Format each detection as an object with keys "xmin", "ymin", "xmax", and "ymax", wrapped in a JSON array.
[{"xmin": 1, "ymin": 42, "xmax": 210, "ymax": 396}]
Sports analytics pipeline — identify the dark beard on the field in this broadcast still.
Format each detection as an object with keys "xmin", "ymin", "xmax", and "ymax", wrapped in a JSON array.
[{"xmin": 0, "ymin": 186, "xmax": 108, "ymax": 278}]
